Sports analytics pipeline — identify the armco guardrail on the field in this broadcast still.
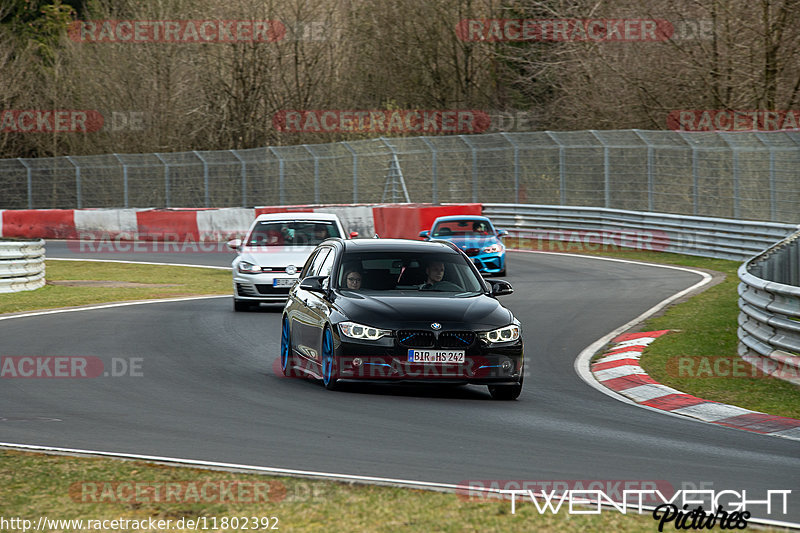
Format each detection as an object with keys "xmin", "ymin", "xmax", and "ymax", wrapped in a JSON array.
[
  {"xmin": 483, "ymin": 204, "xmax": 799, "ymax": 261},
  {"xmin": 482, "ymin": 204, "xmax": 800, "ymax": 385},
  {"xmin": 738, "ymin": 231, "xmax": 800, "ymax": 385},
  {"xmin": 0, "ymin": 239, "xmax": 45, "ymax": 293}
]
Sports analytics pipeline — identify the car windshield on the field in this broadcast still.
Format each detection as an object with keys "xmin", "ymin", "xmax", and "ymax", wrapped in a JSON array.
[
  {"xmin": 246, "ymin": 221, "xmax": 340, "ymax": 246},
  {"xmin": 337, "ymin": 251, "xmax": 485, "ymax": 294},
  {"xmin": 431, "ymin": 219, "xmax": 493, "ymax": 237}
]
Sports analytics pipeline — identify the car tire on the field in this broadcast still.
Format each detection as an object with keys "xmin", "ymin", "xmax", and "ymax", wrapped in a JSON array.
[
  {"xmin": 234, "ymin": 299, "xmax": 251, "ymax": 312},
  {"xmin": 488, "ymin": 375, "xmax": 523, "ymax": 400},
  {"xmin": 321, "ymin": 326, "xmax": 339, "ymax": 390},
  {"xmin": 280, "ymin": 317, "xmax": 298, "ymax": 377}
]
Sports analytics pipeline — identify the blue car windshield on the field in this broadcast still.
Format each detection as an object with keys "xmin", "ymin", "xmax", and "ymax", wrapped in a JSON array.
[
  {"xmin": 338, "ymin": 251, "xmax": 485, "ymax": 293},
  {"xmin": 431, "ymin": 219, "xmax": 492, "ymax": 237}
]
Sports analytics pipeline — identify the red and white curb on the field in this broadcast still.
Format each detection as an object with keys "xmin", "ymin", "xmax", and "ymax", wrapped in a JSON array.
[{"xmin": 592, "ymin": 330, "xmax": 800, "ymax": 441}]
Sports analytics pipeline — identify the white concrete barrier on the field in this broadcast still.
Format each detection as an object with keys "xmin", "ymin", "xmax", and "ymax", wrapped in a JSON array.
[{"xmin": 0, "ymin": 239, "xmax": 45, "ymax": 293}]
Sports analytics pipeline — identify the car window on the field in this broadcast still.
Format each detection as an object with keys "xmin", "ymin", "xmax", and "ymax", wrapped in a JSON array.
[
  {"xmin": 432, "ymin": 219, "xmax": 493, "ymax": 237},
  {"xmin": 338, "ymin": 251, "xmax": 484, "ymax": 294},
  {"xmin": 304, "ymin": 248, "xmax": 331, "ymax": 277},
  {"xmin": 318, "ymin": 248, "xmax": 336, "ymax": 279},
  {"xmin": 247, "ymin": 220, "xmax": 341, "ymax": 246}
]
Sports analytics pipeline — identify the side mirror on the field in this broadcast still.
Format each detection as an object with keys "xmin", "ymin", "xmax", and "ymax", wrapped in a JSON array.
[
  {"xmin": 497, "ymin": 229, "xmax": 509, "ymax": 237},
  {"xmin": 226, "ymin": 238, "xmax": 242, "ymax": 251},
  {"xmin": 419, "ymin": 230, "xmax": 430, "ymax": 240},
  {"xmin": 487, "ymin": 279, "xmax": 513, "ymax": 296},
  {"xmin": 299, "ymin": 275, "xmax": 328, "ymax": 293},
  {"xmin": 349, "ymin": 231, "xmax": 359, "ymax": 239}
]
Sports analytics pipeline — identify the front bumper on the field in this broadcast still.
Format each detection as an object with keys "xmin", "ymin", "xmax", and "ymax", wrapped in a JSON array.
[
  {"xmin": 333, "ymin": 335, "xmax": 523, "ymax": 384},
  {"xmin": 469, "ymin": 252, "xmax": 505, "ymax": 274},
  {"xmin": 233, "ymin": 273, "xmax": 298, "ymax": 303}
]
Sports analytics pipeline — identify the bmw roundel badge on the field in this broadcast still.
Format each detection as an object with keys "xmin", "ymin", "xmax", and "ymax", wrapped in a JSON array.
[{"xmin": 430, "ymin": 322, "xmax": 442, "ymax": 330}]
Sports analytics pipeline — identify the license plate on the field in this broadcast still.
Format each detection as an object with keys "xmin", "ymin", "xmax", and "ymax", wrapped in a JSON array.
[
  {"xmin": 273, "ymin": 278, "xmax": 296, "ymax": 287},
  {"xmin": 408, "ymin": 349, "xmax": 465, "ymax": 364}
]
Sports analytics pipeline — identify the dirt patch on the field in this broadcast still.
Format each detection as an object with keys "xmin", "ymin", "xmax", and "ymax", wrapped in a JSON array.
[{"xmin": 46, "ymin": 280, "xmax": 182, "ymax": 288}]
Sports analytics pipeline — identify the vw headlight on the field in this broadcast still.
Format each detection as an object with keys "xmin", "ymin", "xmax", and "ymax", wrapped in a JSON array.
[
  {"xmin": 483, "ymin": 243, "xmax": 504, "ymax": 254},
  {"xmin": 480, "ymin": 324, "xmax": 520, "ymax": 344},
  {"xmin": 238, "ymin": 261, "xmax": 263, "ymax": 274},
  {"xmin": 339, "ymin": 321, "xmax": 391, "ymax": 341}
]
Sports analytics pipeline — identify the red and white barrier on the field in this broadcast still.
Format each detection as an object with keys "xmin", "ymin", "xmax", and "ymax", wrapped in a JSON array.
[{"xmin": 0, "ymin": 203, "xmax": 482, "ymax": 241}]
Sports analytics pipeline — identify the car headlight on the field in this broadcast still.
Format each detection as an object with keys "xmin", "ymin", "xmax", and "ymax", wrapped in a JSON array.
[
  {"xmin": 238, "ymin": 261, "xmax": 263, "ymax": 274},
  {"xmin": 483, "ymin": 243, "xmax": 504, "ymax": 254},
  {"xmin": 339, "ymin": 321, "xmax": 391, "ymax": 341},
  {"xmin": 479, "ymin": 324, "xmax": 520, "ymax": 344}
]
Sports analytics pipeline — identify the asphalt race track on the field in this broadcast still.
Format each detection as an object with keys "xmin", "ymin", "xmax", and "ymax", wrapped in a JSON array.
[{"xmin": 2, "ymin": 243, "xmax": 799, "ymax": 524}]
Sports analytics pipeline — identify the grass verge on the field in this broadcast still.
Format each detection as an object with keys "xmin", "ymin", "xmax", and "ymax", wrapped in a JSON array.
[
  {"xmin": 0, "ymin": 260, "xmax": 230, "ymax": 315},
  {"xmin": 507, "ymin": 238, "xmax": 800, "ymax": 419},
  {"xmin": 0, "ymin": 450, "xmax": 678, "ymax": 532}
]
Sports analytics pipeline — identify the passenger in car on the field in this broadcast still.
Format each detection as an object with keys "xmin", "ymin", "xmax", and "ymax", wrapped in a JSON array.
[
  {"xmin": 313, "ymin": 224, "xmax": 329, "ymax": 243},
  {"xmin": 343, "ymin": 269, "xmax": 363, "ymax": 290}
]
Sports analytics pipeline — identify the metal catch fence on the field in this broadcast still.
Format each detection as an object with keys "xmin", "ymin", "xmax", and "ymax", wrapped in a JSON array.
[{"xmin": 0, "ymin": 130, "xmax": 798, "ymax": 223}]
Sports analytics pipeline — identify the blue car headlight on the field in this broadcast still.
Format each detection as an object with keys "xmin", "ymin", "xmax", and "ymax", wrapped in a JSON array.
[
  {"xmin": 479, "ymin": 324, "xmax": 520, "ymax": 344},
  {"xmin": 339, "ymin": 321, "xmax": 391, "ymax": 341},
  {"xmin": 483, "ymin": 243, "xmax": 504, "ymax": 254}
]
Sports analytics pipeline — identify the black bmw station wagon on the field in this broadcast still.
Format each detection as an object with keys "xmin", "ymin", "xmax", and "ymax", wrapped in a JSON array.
[{"xmin": 280, "ymin": 238, "xmax": 524, "ymax": 400}]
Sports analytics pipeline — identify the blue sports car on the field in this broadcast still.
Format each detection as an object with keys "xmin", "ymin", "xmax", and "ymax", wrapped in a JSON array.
[{"xmin": 420, "ymin": 215, "xmax": 509, "ymax": 276}]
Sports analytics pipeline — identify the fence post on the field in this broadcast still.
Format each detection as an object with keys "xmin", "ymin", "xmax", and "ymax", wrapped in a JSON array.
[
  {"xmin": 19, "ymin": 158, "xmax": 32, "ymax": 209},
  {"xmin": 193, "ymin": 151, "xmax": 210, "ymax": 208},
  {"xmin": 499, "ymin": 132, "xmax": 519, "ymax": 204},
  {"xmin": 112, "ymin": 154, "xmax": 129, "ymax": 208},
  {"xmin": 268, "ymin": 147, "xmax": 285, "ymax": 205},
  {"xmin": 66, "ymin": 156, "xmax": 81, "ymax": 209},
  {"xmin": 768, "ymin": 145, "xmax": 776, "ymax": 222},
  {"xmin": 459, "ymin": 135, "xmax": 478, "ymax": 202},
  {"xmin": 420, "ymin": 137, "xmax": 438, "ymax": 204},
  {"xmin": 341, "ymin": 142, "xmax": 358, "ymax": 203},
  {"xmin": 302, "ymin": 145, "xmax": 320, "ymax": 204},
  {"xmin": 545, "ymin": 131, "xmax": 566, "ymax": 205},
  {"xmin": 632, "ymin": 130, "xmax": 655, "ymax": 212},
  {"xmin": 731, "ymin": 146, "xmax": 741, "ymax": 219},
  {"xmin": 231, "ymin": 150, "xmax": 247, "ymax": 207},
  {"xmin": 379, "ymin": 137, "xmax": 410, "ymax": 203},
  {"xmin": 677, "ymin": 133, "xmax": 700, "ymax": 216},
  {"xmin": 154, "ymin": 153, "xmax": 170, "ymax": 208},
  {"xmin": 589, "ymin": 130, "xmax": 611, "ymax": 208}
]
